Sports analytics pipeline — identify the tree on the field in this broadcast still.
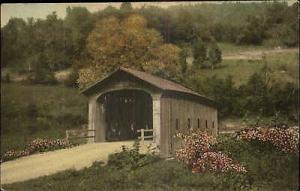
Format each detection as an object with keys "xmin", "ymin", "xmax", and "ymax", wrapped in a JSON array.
[
  {"xmin": 207, "ymin": 42, "xmax": 222, "ymax": 70},
  {"xmin": 1, "ymin": 18, "xmax": 27, "ymax": 69},
  {"xmin": 236, "ymin": 15, "xmax": 266, "ymax": 45},
  {"xmin": 179, "ymin": 48, "xmax": 188, "ymax": 74},
  {"xmin": 192, "ymin": 38, "xmax": 207, "ymax": 67},
  {"xmin": 77, "ymin": 15, "xmax": 182, "ymax": 88},
  {"xmin": 120, "ymin": 2, "xmax": 133, "ymax": 12},
  {"xmin": 137, "ymin": 6, "xmax": 173, "ymax": 43},
  {"xmin": 171, "ymin": 8, "xmax": 199, "ymax": 44},
  {"xmin": 64, "ymin": 7, "xmax": 94, "ymax": 62},
  {"xmin": 143, "ymin": 44, "xmax": 181, "ymax": 81}
]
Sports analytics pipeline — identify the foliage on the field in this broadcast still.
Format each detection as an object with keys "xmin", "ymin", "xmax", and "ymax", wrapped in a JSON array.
[
  {"xmin": 143, "ymin": 43, "xmax": 182, "ymax": 81},
  {"xmin": 5, "ymin": 133, "xmax": 299, "ymax": 191},
  {"xmin": 192, "ymin": 38, "xmax": 222, "ymax": 70},
  {"xmin": 63, "ymin": 69, "xmax": 79, "ymax": 87},
  {"xmin": 77, "ymin": 14, "xmax": 182, "ymax": 88},
  {"xmin": 175, "ymin": 130, "xmax": 247, "ymax": 174},
  {"xmin": 185, "ymin": 62, "xmax": 299, "ymax": 119},
  {"xmin": 1, "ymin": 8, "xmax": 94, "ymax": 77},
  {"xmin": 2, "ymin": 138, "xmax": 72, "ymax": 162},
  {"xmin": 216, "ymin": 134, "xmax": 299, "ymax": 191},
  {"xmin": 1, "ymin": 83, "xmax": 87, "ymax": 155},
  {"xmin": 179, "ymin": 47, "xmax": 188, "ymax": 74},
  {"xmin": 107, "ymin": 140, "xmax": 160, "ymax": 171},
  {"xmin": 236, "ymin": 15, "xmax": 266, "ymax": 45},
  {"xmin": 192, "ymin": 38, "xmax": 207, "ymax": 67},
  {"xmin": 137, "ymin": 2, "xmax": 298, "ymax": 47},
  {"xmin": 120, "ymin": 2, "xmax": 133, "ymax": 12},
  {"xmin": 191, "ymin": 151, "xmax": 247, "ymax": 174},
  {"xmin": 236, "ymin": 126, "xmax": 299, "ymax": 154},
  {"xmin": 1, "ymin": 18, "xmax": 27, "ymax": 69},
  {"xmin": 207, "ymin": 41, "xmax": 222, "ymax": 70},
  {"xmin": 64, "ymin": 6, "xmax": 95, "ymax": 62},
  {"xmin": 1, "ymin": 2, "xmax": 298, "ymax": 76}
]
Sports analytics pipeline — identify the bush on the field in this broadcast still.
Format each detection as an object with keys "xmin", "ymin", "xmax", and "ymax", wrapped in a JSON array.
[
  {"xmin": 107, "ymin": 140, "xmax": 160, "ymax": 171},
  {"xmin": 216, "ymin": 134, "xmax": 299, "ymax": 191},
  {"xmin": 2, "ymin": 138, "xmax": 72, "ymax": 162},
  {"xmin": 236, "ymin": 126, "xmax": 299, "ymax": 154},
  {"xmin": 175, "ymin": 130, "xmax": 217, "ymax": 167},
  {"xmin": 27, "ymin": 138, "xmax": 72, "ymax": 153},
  {"xmin": 175, "ymin": 129, "xmax": 247, "ymax": 174}
]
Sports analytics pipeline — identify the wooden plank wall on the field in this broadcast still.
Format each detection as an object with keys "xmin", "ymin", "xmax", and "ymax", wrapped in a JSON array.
[{"xmin": 161, "ymin": 96, "xmax": 218, "ymax": 156}]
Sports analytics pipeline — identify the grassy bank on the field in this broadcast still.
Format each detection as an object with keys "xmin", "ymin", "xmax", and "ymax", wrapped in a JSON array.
[
  {"xmin": 192, "ymin": 50, "xmax": 298, "ymax": 86},
  {"xmin": 3, "ymin": 135, "xmax": 298, "ymax": 191},
  {"xmin": 1, "ymin": 83, "xmax": 87, "ymax": 155}
]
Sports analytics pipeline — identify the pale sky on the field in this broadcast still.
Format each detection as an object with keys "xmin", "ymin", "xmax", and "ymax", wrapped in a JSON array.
[
  {"xmin": 1, "ymin": 1, "xmax": 296, "ymax": 27},
  {"xmin": 0, "ymin": 2, "xmax": 201, "ymax": 27}
]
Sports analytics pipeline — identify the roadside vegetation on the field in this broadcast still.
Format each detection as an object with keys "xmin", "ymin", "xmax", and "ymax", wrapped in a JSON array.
[
  {"xmin": 1, "ymin": 83, "xmax": 87, "ymax": 156},
  {"xmin": 3, "ymin": 128, "xmax": 298, "ymax": 191}
]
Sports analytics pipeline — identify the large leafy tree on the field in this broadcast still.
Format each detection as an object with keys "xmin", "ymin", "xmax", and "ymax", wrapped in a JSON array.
[
  {"xmin": 1, "ymin": 18, "xmax": 27, "ymax": 69},
  {"xmin": 64, "ymin": 6, "xmax": 94, "ymax": 61},
  {"xmin": 77, "ymin": 14, "xmax": 182, "ymax": 88}
]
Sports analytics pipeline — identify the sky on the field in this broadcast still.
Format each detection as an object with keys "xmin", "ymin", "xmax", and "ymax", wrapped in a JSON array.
[
  {"xmin": 1, "ymin": 2, "xmax": 201, "ymax": 27},
  {"xmin": 1, "ymin": 1, "xmax": 297, "ymax": 27}
]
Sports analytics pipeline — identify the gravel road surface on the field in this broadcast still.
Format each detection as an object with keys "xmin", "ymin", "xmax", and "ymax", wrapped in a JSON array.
[{"xmin": 1, "ymin": 141, "xmax": 152, "ymax": 184}]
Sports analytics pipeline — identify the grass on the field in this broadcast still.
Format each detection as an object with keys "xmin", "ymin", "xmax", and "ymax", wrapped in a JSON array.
[
  {"xmin": 192, "ymin": 51, "xmax": 298, "ymax": 86},
  {"xmin": 218, "ymin": 42, "xmax": 273, "ymax": 55},
  {"xmin": 1, "ymin": 83, "xmax": 88, "ymax": 155},
  {"xmin": 3, "ymin": 135, "xmax": 298, "ymax": 191}
]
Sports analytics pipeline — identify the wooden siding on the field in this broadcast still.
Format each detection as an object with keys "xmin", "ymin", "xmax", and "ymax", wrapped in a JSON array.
[
  {"xmin": 161, "ymin": 95, "xmax": 218, "ymax": 157},
  {"xmin": 85, "ymin": 70, "xmax": 218, "ymax": 157}
]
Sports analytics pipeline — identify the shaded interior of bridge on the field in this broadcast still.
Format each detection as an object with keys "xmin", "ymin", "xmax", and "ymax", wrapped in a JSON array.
[{"xmin": 99, "ymin": 90, "xmax": 153, "ymax": 141}]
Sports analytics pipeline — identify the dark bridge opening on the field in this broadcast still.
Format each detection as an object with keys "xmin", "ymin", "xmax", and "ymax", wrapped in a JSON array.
[{"xmin": 99, "ymin": 90, "xmax": 153, "ymax": 141}]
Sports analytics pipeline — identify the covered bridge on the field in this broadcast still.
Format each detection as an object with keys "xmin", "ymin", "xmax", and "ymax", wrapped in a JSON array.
[{"xmin": 81, "ymin": 67, "xmax": 218, "ymax": 157}]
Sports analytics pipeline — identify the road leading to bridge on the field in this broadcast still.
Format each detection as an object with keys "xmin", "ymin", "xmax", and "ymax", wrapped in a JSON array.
[{"xmin": 1, "ymin": 141, "xmax": 152, "ymax": 185}]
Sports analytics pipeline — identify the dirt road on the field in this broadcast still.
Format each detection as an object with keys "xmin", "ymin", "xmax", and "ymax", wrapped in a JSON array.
[
  {"xmin": 1, "ymin": 141, "xmax": 152, "ymax": 184},
  {"xmin": 223, "ymin": 48, "xmax": 298, "ymax": 60}
]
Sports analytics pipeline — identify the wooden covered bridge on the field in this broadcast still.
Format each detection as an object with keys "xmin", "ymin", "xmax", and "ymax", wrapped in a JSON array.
[{"xmin": 81, "ymin": 67, "xmax": 218, "ymax": 157}]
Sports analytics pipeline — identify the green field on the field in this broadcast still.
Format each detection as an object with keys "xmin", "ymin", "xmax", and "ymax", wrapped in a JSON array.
[
  {"xmin": 192, "ymin": 50, "xmax": 298, "ymax": 86},
  {"xmin": 1, "ymin": 83, "xmax": 87, "ymax": 155},
  {"xmin": 3, "ymin": 135, "xmax": 298, "ymax": 191}
]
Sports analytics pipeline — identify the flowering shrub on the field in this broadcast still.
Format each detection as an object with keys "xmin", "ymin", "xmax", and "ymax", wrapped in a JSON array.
[
  {"xmin": 27, "ymin": 138, "xmax": 71, "ymax": 153},
  {"xmin": 2, "ymin": 138, "xmax": 72, "ymax": 162},
  {"xmin": 192, "ymin": 152, "xmax": 247, "ymax": 173},
  {"xmin": 237, "ymin": 126, "xmax": 299, "ymax": 154},
  {"xmin": 2, "ymin": 149, "xmax": 31, "ymax": 162},
  {"xmin": 176, "ymin": 131, "xmax": 216, "ymax": 166},
  {"xmin": 176, "ymin": 129, "xmax": 247, "ymax": 173}
]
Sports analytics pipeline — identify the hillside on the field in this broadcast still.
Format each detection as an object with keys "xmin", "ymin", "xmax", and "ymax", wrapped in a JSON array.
[{"xmin": 1, "ymin": 83, "xmax": 87, "ymax": 155}]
